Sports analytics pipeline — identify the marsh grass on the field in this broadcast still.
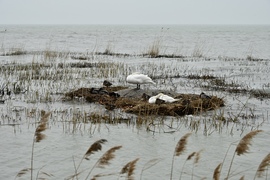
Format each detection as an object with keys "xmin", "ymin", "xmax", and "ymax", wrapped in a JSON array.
[
  {"xmin": 147, "ymin": 39, "xmax": 161, "ymax": 58},
  {"xmin": 13, "ymin": 111, "xmax": 267, "ymax": 180},
  {"xmin": 2, "ymin": 47, "xmax": 268, "ymax": 179},
  {"xmin": 1, "ymin": 47, "xmax": 26, "ymax": 56}
]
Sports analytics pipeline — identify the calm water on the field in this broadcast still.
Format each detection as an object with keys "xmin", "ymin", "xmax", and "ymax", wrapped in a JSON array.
[
  {"xmin": 0, "ymin": 25, "xmax": 270, "ymax": 179},
  {"xmin": 1, "ymin": 24, "xmax": 270, "ymax": 59}
]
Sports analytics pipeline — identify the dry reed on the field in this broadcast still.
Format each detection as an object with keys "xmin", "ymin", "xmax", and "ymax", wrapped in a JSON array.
[
  {"xmin": 254, "ymin": 153, "xmax": 270, "ymax": 179},
  {"xmin": 226, "ymin": 130, "xmax": 263, "ymax": 179},
  {"xmin": 213, "ymin": 163, "xmax": 222, "ymax": 180},
  {"xmin": 235, "ymin": 130, "xmax": 263, "ymax": 156},
  {"xmin": 191, "ymin": 149, "xmax": 203, "ymax": 180},
  {"xmin": 85, "ymin": 146, "xmax": 122, "ymax": 180},
  {"xmin": 239, "ymin": 175, "xmax": 245, "ymax": 180},
  {"xmin": 121, "ymin": 158, "xmax": 140, "ymax": 180},
  {"xmin": 98, "ymin": 146, "xmax": 122, "ymax": 167},
  {"xmin": 35, "ymin": 112, "xmax": 51, "ymax": 142},
  {"xmin": 194, "ymin": 149, "xmax": 203, "ymax": 164},
  {"xmin": 170, "ymin": 132, "xmax": 192, "ymax": 180},
  {"xmin": 179, "ymin": 151, "xmax": 196, "ymax": 180},
  {"xmin": 175, "ymin": 133, "xmax": 192, "ymax": 156},
  {"xmin": 30, "ymin": 111, "xmax": 51, "ymax": 180},
  {"xmin": 73, "ymin": 139, "xmax": 107, "ymax": 180},
  {"xmin": 15, "ymin": 168, "xmax": 31, "ymax": 178},
  {"xmin": 84, "ymin": 139, "xmax": 108, "ymax": 160}
]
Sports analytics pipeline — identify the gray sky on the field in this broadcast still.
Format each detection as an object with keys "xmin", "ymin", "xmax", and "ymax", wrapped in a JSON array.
[{"xmin": 1, "ymin": 0, "xmax": 270, "ymax": 24}]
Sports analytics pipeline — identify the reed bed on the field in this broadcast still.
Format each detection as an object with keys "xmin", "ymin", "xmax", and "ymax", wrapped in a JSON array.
[
  {"xmin": 1, "ymin": 48, "xmax": 269, "ymax": 179},
  {"xmin": 15, "ymin": 130, "xmax": 268, "ymax": 179}
]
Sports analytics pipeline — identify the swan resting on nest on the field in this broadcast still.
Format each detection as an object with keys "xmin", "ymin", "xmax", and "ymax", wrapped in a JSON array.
[
  {"xmin": 148, "ymin": 93, "xmax": 180, "ymax": 104},
  {"xmin": 126, "ymin": 72, "xmax": 155, "ymax": 89}
]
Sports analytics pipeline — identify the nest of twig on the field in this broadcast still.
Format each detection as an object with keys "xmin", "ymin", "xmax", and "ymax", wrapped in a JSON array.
[{"xmin": 65, "ymin": 87, "xmax": 225, "ymax": 117}]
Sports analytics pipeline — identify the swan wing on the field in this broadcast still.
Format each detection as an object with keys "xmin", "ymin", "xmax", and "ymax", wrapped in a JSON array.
[
  {"xmin": 127, "ymin": 73, "xmax": 155, "ymax": 85},
  {"xmin": 148, "ymin": 96, "xmax": 157, "ymax": 103},
  {"xmin": 159, "ymin": 94, "xmax": 180, "ymax": 103}
]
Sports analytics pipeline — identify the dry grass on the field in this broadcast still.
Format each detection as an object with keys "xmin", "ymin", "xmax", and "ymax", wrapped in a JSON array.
[
  {"xmin": 170, "ymin": 132, "xmax": 192, "ymax": 180},
  {"xmin": 97, "ymin": 146, "xmax": 122, "ymax": 167},
  {"xmin": 213, "ymin": 163, "xmax": 222, "ymax": 180},
  {"xmin": 31, "ymin": 111, "xmax": 51, "ymax": 180},
  {"xmin": 174, "ymin": 133, "xmax": 192, "ymax": 156},
  {"xmin": 255, "ymin": 153, "xmax": 270, "ymax": 178},
  {"xmin": 85, "ymin": 146, "xmax": 122, "ymax": 179},
  {"xmin": 121, "ymin": 158, "xmax": 140, "ymax": 180},
  {"xmin": 235, "ymin": 130, "xmax": 263, "ymax": 156},
  {"xmin": 226, "ymin": 130, "xmax": 263, "ymax": 179},
  {"xmin": 84, "ymin": 139, "xmax": 108, "ymax": 160},
  {"xmin": 35, "ymin": 111, "xmax": 51, "ymax": 142},
  {"xmin": 15, "ymin": 126, "xmax": 268, "ymax": 180},
  {"xmin": 147, "ymin": 39, "xmax": 161, "ymax": 58}
]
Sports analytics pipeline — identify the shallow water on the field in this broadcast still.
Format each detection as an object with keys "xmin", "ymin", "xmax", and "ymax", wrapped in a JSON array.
[{"xmin": 0, "ymin": 25, "xmax": 270, "ymax": 179}]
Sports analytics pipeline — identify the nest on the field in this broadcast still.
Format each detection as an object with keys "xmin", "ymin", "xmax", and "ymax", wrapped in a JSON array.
[{"xmin": 65, "ymin": 87, "xmax": 225, "ymax": 117}]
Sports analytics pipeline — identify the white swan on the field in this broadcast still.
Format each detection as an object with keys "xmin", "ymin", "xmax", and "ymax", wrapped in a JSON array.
[
  {"xmin": 148, "ymin": 93, "xmax": 180, "ymax": 104},
  {"xmin": 126, "ymin": 72, "xmax": 155, "ymax": 89}
]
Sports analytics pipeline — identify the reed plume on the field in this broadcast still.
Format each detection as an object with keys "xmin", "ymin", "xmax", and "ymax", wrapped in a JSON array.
[
  {"xmin": 194, "ymin": 149, "xmax": 203, "ymax": 164},
  {"xmin": 74, "ymin": 139, "xmax": 107, "ymax": 180},
  {"xmin": 191, "ymin": 149, "xmax": 203, "ymax": 180},
  {"xmin": 175, "ymin": 133, "xmax": 192, "ymax": 156},
  {"xmin": 179, "ymin": 152, "xmax": 196, "ymax": 180},
  {"xmin": 239, "ymin": 175, "xmax": 245, "ymax": 180},
  {"xmin": 98, "ymin": 146, "xmax": 122, "ymax": 167},
  {"xmin": 235, "ymin": 130, "xmax": 263, "ymax": 156},
  {"xmin": 85, "ymin": 146, "xmax": 122, "ymax": 180},
  {"xmin": 35, "ymin": 112, "xmax": 51, "ymax": 142},
  {"xmin": 121, "ymin": 158, "xmax": 140, "ymax": 180},
  {"xmin": 84, "ymin": 139, "xmax": 108, "ymax": 160},
  {"xmin": 187, "ymin": 152, "xmax": 196, "ymax": 161},
  {"xmin": 226, "ymin": 130, "xmax": 263, "ymax": 179},
  {"xmin": 254, "ymin": 153, "xmax": 270, "ymax": 179},
  {"xmin": 213, "ymin": 163, "xmax": 222, "ymax": 180},
  {"xmin": 31, "ymin": 111, "xmax": 51, "ymax": 180},
  {"xmin": 170, "ymin": 132, "xmax": 192, "ymax": 180},
  {"xmin": 15, "ymin": 168, "xmax": 31, "ymax": 178}
]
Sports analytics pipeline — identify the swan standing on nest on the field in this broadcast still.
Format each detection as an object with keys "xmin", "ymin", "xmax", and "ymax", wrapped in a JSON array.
[
  {"xmin": 126, "ymin": 72, "xmax": 155, "ymax": 89},
  {"xmin": 148, "ymin": 93, "xmax": 180, "ymax": 103}
]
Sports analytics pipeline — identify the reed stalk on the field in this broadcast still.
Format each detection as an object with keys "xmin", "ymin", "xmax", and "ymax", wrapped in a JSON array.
[
  {"xmin": 85, "ymin": 146, "xmax": 122, "ymax": 180},
  {"xmin": 30, "ymin": 111, "xmax": 51, "ymax": 180},
  {"xmin": 140, "ymin": 158, "xmax": 161, "ymax": 180},
  {"xmin": 179, "ymin": 152, "xmax": 196, "ymax": 180},
  {"xmin": 226, "ymin": 130, "xmax": 263, "ymax": 179},
  {"xmin": 170, "ymin": 132, "xmax": 192, "ymax": 180},
  {"xmin": 74, "ymin": 139, "xmax": 107, "ymax": 179},
  {"xmin": 191, "ymin": 149, "xmax": 203, "ymax": 180}
]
